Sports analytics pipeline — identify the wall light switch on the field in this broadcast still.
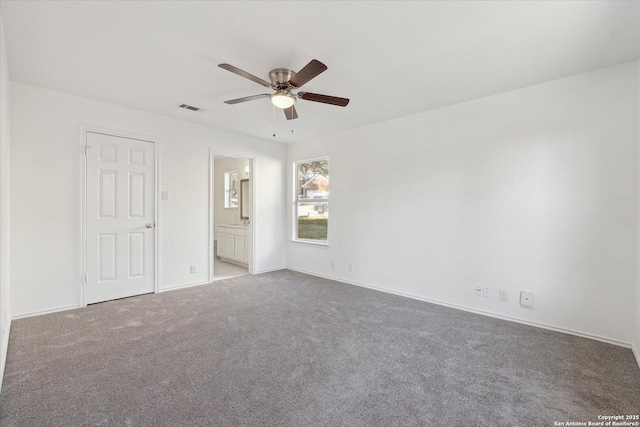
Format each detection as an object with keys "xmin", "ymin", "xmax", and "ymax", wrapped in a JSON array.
[
  {"xmin": 162, "ymin": 190, "xmax": 170, "ymax": 200},
  {"xmin": 520, "ymin": 291, "xmax": 534, "ymax": 308}
]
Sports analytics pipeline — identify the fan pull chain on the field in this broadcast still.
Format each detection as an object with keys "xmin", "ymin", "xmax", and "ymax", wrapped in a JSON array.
[{"xmin": 272, "ymin": 104, "xmax": 276, "ymax": 138}]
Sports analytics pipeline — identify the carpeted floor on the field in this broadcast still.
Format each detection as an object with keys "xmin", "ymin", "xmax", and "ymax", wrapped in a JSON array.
[{"xmin": 1, "ymin": 270, "xmax": 639, "ymax": 426}]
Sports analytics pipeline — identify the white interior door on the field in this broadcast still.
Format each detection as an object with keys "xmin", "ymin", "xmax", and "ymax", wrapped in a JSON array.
[{"xmin": 86, "ymin": 131, "xmax": 155, "ymax": 304}]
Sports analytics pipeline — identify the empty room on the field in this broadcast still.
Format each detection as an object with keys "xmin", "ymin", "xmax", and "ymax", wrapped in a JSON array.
[{"xmin": 0, "ymin": 1, "xmax": 639, "ymax": 426}]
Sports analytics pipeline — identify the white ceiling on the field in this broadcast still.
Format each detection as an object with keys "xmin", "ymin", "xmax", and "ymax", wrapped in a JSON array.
[{"xmin": 1, "ymin": 1, "xmax": 639, "ymax": 143}]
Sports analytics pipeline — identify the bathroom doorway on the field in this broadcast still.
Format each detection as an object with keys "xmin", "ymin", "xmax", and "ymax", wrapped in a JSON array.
[{"xmin": 212, "ymin": 154, "xmax": 252, "ymax": 282}]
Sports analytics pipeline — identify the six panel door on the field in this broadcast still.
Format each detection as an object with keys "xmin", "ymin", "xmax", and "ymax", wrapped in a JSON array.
[{"xmin": 86, "ymin": 132, "xmax": 155, "ymax": 304}]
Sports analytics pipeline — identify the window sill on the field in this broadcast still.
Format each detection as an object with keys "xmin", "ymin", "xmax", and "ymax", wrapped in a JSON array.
[{"xmin": 292, "ymin": 239, "xmax": 329, "ymax": 247}]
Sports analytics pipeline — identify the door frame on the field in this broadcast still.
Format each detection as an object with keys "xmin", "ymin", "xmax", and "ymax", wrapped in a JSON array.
[
  {"xmin": 209, "ymin": 149, "xmax": 255, "ymax": 282},
  {"xmin": 80, "ymin": 126, "xmax": 160, "ymax": 307}
]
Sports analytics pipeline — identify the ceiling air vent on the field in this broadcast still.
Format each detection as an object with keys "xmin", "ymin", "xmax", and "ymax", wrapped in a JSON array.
[{"xmin": 178, "ymin": 103, "xmax": 205, "ymax": 112}]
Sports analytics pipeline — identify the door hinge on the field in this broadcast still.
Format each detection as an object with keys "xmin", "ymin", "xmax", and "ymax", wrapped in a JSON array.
[{"xmin": 84, "ymin": 145, "xmax": 90, "ymax": 155}]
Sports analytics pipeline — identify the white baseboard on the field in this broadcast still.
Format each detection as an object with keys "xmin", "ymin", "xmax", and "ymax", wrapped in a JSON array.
[
  {"xmin": 252, "ymin": 266, "xmax": 287, "ymax": 275},
  {"xmin": 158, "ymin": 280, "xmax": 210, "ymax": 293},
  {"xmin": 12, "ymin": 273, "xmax": 267, "ymax": 318},
  {"xmin": 161, "ymin": 267, "xmax": 286, "ymax": 289},
  {"xmin": 287, "ymin": 267, "xmax": 633, "ymax": 350},
  {"xmin": 12, "ymin": 304, "xmax": 81, "ymax": 320}
]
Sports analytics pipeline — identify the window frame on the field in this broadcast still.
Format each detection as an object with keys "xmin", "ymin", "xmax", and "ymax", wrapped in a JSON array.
[
  {"xmin": 224, "ymin": 170, "xmax": 239, "ymax": 209},
  {"xmin": 293, "ymin": 157, "xmax": 329, "ymax": 245}
]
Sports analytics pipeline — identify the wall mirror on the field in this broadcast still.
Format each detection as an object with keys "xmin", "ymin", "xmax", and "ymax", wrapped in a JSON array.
[{"xmin": 240, "ymin": 179, "xmax": 250, "ymax": 220}]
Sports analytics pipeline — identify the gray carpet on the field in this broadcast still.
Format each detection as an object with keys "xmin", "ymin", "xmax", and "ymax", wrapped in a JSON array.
[{"xmin": 1, "ymin": 270, "xmax": 639, "ymax": 426}]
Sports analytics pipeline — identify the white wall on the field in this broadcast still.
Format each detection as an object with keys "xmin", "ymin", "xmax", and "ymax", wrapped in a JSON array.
[
  {"xmin": 10, "ymin": 82, "xmax": 287, "ymax": 317},
  {"xmin": 214, "ymin": 156, "xmax": 250, "ymax": 230},
  {"xmin": 288, "ymin": 62, "xmax": 639, "ymax": 346},
  {"xmin": 0, "ymin": 16, "xmax": 11, "ymax": 390},
  {"xmin": 636, "ymin": 60, "xmax": 640, "ymax": 366}
]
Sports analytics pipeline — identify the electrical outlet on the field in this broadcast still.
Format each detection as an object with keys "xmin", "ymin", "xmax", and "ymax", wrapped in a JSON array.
[
  {"xmin": 483, "ymin": 287, "xmax": 490, "ymax": 298},
  {"xmin": 162, "ymin": 190, "xmax": 170, "ymax": 200},
  {"xmin": 520, "ymin": 291, "xmax": 534, "ymax": 308},
  {"xmin": 475, "ymin": 286, "xmax": 483, "ymax": 297},
  {"xmin": 499, "ymin": 289, "xmax": 508, "ymax": 302},
  {"xmin": 348, "ymin": 263, "xmax": 353, "ymax": 272},
  {"xmin": 190, "ymin": 264, "xmax": 197, "ymax": 273},
  {"xmin": 331, "ymin": 261, "xmax": 335, "ymax": 269}
]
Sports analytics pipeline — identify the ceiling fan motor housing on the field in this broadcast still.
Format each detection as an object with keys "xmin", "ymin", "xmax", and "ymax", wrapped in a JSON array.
[{"xmin": 269, "ymin": 68, "xmax": 296, "ymax": 87}]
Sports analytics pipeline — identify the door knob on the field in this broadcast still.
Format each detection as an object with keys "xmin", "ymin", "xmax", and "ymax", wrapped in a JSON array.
[{"xmin": 146, "ymin": 223, "xmax": 153, "ymax": 228}]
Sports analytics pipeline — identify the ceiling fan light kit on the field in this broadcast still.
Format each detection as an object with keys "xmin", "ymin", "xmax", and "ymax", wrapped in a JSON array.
[
  {"xmin": 219, "ymin": 59, "xmax": 349, "ymax": 121},
  {"xmin": 271, "ymin": 91, "xmax": 295, "ymax": 109}
]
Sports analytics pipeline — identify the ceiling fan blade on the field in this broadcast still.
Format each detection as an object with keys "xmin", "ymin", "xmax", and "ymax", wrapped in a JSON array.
[
  {"xmin": 299, "ymin": 92, "xmax": 350, "ymax": 107},
  {"xmin": 288, "ymin": 59, "xmax": 327, "ymax": 88},
  {"xmin": 283, "ymin": 105, "xmax": 298, "ymax": 120},
  {"xmin": 224, "ymin": 94, "xmax": 271, "ymax": 104},
  {"xmin": 218, "ymin": 63, "xmax": 271, "ymax": 87}
]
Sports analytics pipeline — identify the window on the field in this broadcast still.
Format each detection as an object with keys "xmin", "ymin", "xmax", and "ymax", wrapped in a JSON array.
[
  {"xmin": 294, "ymin": 158, "xmax": 329, "ymax": 243},
  {"xmin": 224, "ymin": 171, "xmax": 238, "ymax": 208}
]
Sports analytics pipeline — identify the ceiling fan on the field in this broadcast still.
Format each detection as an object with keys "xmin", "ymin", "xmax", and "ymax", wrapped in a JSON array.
[{"xmin": 218, "ymin": 59, "xmax": 349, "ymax": 120}]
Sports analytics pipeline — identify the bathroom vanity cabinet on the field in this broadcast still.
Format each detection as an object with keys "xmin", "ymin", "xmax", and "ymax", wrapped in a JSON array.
[{"xmin": 217, "ymin": 225, "xmax": 250, "ymax": 265}]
